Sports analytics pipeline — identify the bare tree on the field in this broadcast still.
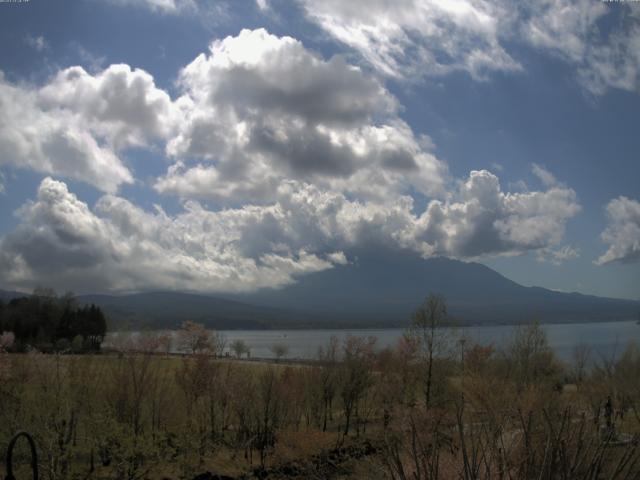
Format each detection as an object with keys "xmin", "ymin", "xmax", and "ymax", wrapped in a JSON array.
[
  {"xmin": 340, "ymin": 336, "xmax": 376, "ymax": 436},
  {"xmin": 156, "ymin": 332, "xmax": 173, "ymax": 356},
  {"xmin": 230, "ymin": 339, "xmax": 249, "ymax": 359},
  {"xmin": 213, "ymin": 332, "xmax": 227, "ymax": 357},
  {"xmin": 270, "ymin": 343, "xmax": 289, "ymax": 362},
  {"xmin": 255, "ymin": 367, "xmax": 284, "ymax": 467},
  {"xmin": 317, "ymin": 336, "xmax": 340, "ymax": 431},
  {"xmin": 177, "ymin": 321, "xmax": 214, "ymax": 355},
  {"xmin": 572, "ymin": 342, "xmax": 591, "ymax": 383},
  {"xmin": 507, "ymin": 321, "xmax": 558, "ymax": 389},
  {"xmin": 410, "ymin": 293, "xmax": 451, "ymax": 410}
]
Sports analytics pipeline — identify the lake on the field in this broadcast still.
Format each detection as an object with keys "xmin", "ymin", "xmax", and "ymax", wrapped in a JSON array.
[{"xmin": 110, "ymin": 320, "xmax": 640, "ymax": 363}]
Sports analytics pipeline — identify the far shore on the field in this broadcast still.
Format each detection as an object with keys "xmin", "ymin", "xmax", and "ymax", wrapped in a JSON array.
[{"xmin": 108, "ymin": 316, "xmax": 640, "ymax": 332}]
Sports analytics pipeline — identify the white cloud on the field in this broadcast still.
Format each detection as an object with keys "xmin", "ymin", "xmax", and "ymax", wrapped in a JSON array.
[
  {"xmin": 524, "ymin": 0, "xmax": 640, "ymax": 96},
  {"xmin": 99, "ymin": 1, "xmax": 640, "ymax": 95},
  {"xmin": 524, "ymin": 0, "xmax": 607, "ymax": 64},
  {"xmin": 25, "ymin": 35, "xmax": 48, "ymax": 52},
  {"xmin": 39, "ymin": 64, "xmax": 177, "ymax": 149},
  {"xmin": 0, "ymin": 172, "xmax": 580, "ymax": 293},
  {"xmin": 578, "ymin": 22, "xmax": 640, "ymax": 96},
  {"xmin": 0, "ymin": 28, "xmax": 586, "ymax": 293},
  {"xmin": 0, "ymin": 63, "xmax": 180, "ymax": 193},
  {"xmin": 300, "ymin": 0, "xmax": 521, "ymax": 81},
  {"xmin": 105, "ymin": 0, "xmax": 196, "ymax": 14},
  {"xmin": 327, "ymin": 251, "xmax": 348, "ymax": 265},
  {"xmin": 537, "ymin": 245, "xmax": 580, "ymax": 265},
  {"xmin": 102, "ymin": 0, "xmax": 233, "ymax": 24},
  {"xmin": 159, "ymin": 28, "xmax": 448, "ymax": 202},
  {"xmin": 0, "ymin": 178, "xmax": 334, "ymax": 293},
  {"xmin": 531, "ymin": 163, "xmax": 557, "ymax": 187},
  {"xmin": 409, "ymin": 170, "xmax": 580, "ymax": 258},
  {"xmin": 596, "ymin": 196, "xmax": 640, "ymax": 265},
  {"xmin": 301, "ymin": 0, "xmax": 640, "ymax": 95},
  {"xmin": 2, "ymin": 29, "xmax": 449, "ymax": 200},
  {"xmin": 0, "ymin": 73, "xmax": 133, "ymax": 193}
]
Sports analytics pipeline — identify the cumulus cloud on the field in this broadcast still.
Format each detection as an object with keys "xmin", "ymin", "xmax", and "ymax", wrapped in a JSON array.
[
  {"xmin": 0, "ymin": 28, "xmax": 585, "ymax": 293},
  {"xmin": 101, "ymin": 1, "xmax": 639, "ymax": 95},
  {"xmin": 0, "ymin": 29, "xmax": 449, "ymax": 201},
  {"xmin": 0, "ymin": 64, "xmax": 180, "ymax": 192},
  {"xmin": 158, "ymin": 28, "xmax": 447, "ymax": 202},
  {"xmin": 0, "ymin": 172, "xmax": 580, "ymax": 293},
  {"xmin": 39, "ymin": 64, "xmax": 177, "ymax": 149},
  {"xmin": 596, "ymin": 196, "xmax": 640, "ymax": 265},
  {"xmin": 409, "ymin": 170, "xmax": 581, "ymax": 258},
  {"xmin": 0, "ymin": 73, "xmax": 133, "ymax": 193},
  {"xmin": 0, "ymin": 178, "xmax": 334, "ymax": 293}
]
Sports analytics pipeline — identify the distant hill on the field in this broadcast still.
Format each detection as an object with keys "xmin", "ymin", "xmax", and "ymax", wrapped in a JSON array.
[
  {"xmin": 75, "ymin": 292, "xmax": 296, "ymax": 330},
  {"xmin": 0, "ymin": 289, "xmax": 305, "ymax": 330},
  {"xmin": 0, "ymin": 290, "xmax": 28, "ymax": 301},
  {"xmin": 229, "ymin": 249, "xmax": 640, "ymax": 326},
  {"xmin": 1, "ymin": 249, "xmax": 638, "ymax": 329}
]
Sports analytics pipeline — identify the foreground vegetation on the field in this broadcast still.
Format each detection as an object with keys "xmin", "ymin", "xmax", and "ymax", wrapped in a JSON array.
[{"xmin": 1, "ymin": 295, "xmax": 640, "ymax": 479}]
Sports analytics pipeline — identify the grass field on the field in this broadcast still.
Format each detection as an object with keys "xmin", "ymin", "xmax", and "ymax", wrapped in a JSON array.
[{"xmin": 2, "ymin": 323, "xmax": 640, "ymax": 479}]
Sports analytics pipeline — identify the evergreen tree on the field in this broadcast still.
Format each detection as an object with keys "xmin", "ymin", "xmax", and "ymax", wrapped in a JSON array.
[{"xmin": 2, "ymin": 292, "xmax": 108, "ymax": 352}]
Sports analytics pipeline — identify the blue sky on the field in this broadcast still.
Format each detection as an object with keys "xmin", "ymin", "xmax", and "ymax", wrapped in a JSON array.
[{"xmin": 0, "ymin": 0, "xmax": 638, "ymax": 300}]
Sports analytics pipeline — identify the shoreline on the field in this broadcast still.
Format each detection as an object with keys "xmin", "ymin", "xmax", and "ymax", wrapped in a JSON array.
[{"xmin": 108, "ymin": 317, "xmax": 640, "ymax": 333}]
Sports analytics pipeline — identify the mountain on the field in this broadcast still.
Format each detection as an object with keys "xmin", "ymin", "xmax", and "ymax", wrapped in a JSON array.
[
  {"xmin": 75, "ymin": 292, "xmax": 295, "ymax": 330},
  {"xmin": 1, "ymin": 250, "xmax": 638, "ymax": 328},
  {"xmin": 229, "ymin": 249, "xmax": 640, "ymax": 326},
  {"xmin": 0, "ymin": 289, "xmax": 294, "ymax": 330},
  {"xmin": 0, "ymin": 290, "xmax": 29, "ymax": 301}
]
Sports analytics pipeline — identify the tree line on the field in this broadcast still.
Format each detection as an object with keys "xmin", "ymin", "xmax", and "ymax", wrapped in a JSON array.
[{"xmin": 0, "ymin": 288, "xmax": 107, "ymax": 352}]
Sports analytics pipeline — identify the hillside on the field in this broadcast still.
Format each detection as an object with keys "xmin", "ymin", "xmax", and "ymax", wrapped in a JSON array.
[
  {"xmin": 1, "ymin": 249, "xmax": 638, "ymax": 328},
  {"xmin": 230, "ymin": 249, "xmax": 639, "ymax": 326},
  {"xmin": 76, "ymin": 292, "xmax": 295, "ymax": 330}
]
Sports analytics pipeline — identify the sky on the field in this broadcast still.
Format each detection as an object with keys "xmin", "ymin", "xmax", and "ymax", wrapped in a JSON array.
[{"xmin": 0, "ymin": 0, "xmax": 638, "ymax": 300}]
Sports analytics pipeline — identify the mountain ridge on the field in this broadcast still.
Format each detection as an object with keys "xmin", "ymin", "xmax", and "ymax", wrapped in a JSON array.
[
  {"xmin": 1, "ymin": 251, "xmax": 638, "ymax": 329},
  {"xmin": 228, "ymin": 250, "xmax": 639, "ymax": 325}
]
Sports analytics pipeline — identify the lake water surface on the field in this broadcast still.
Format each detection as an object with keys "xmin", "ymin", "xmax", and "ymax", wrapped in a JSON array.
[{"xmin": 111, "ymin": 320, "xmax": 640, "ymax": 362}]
